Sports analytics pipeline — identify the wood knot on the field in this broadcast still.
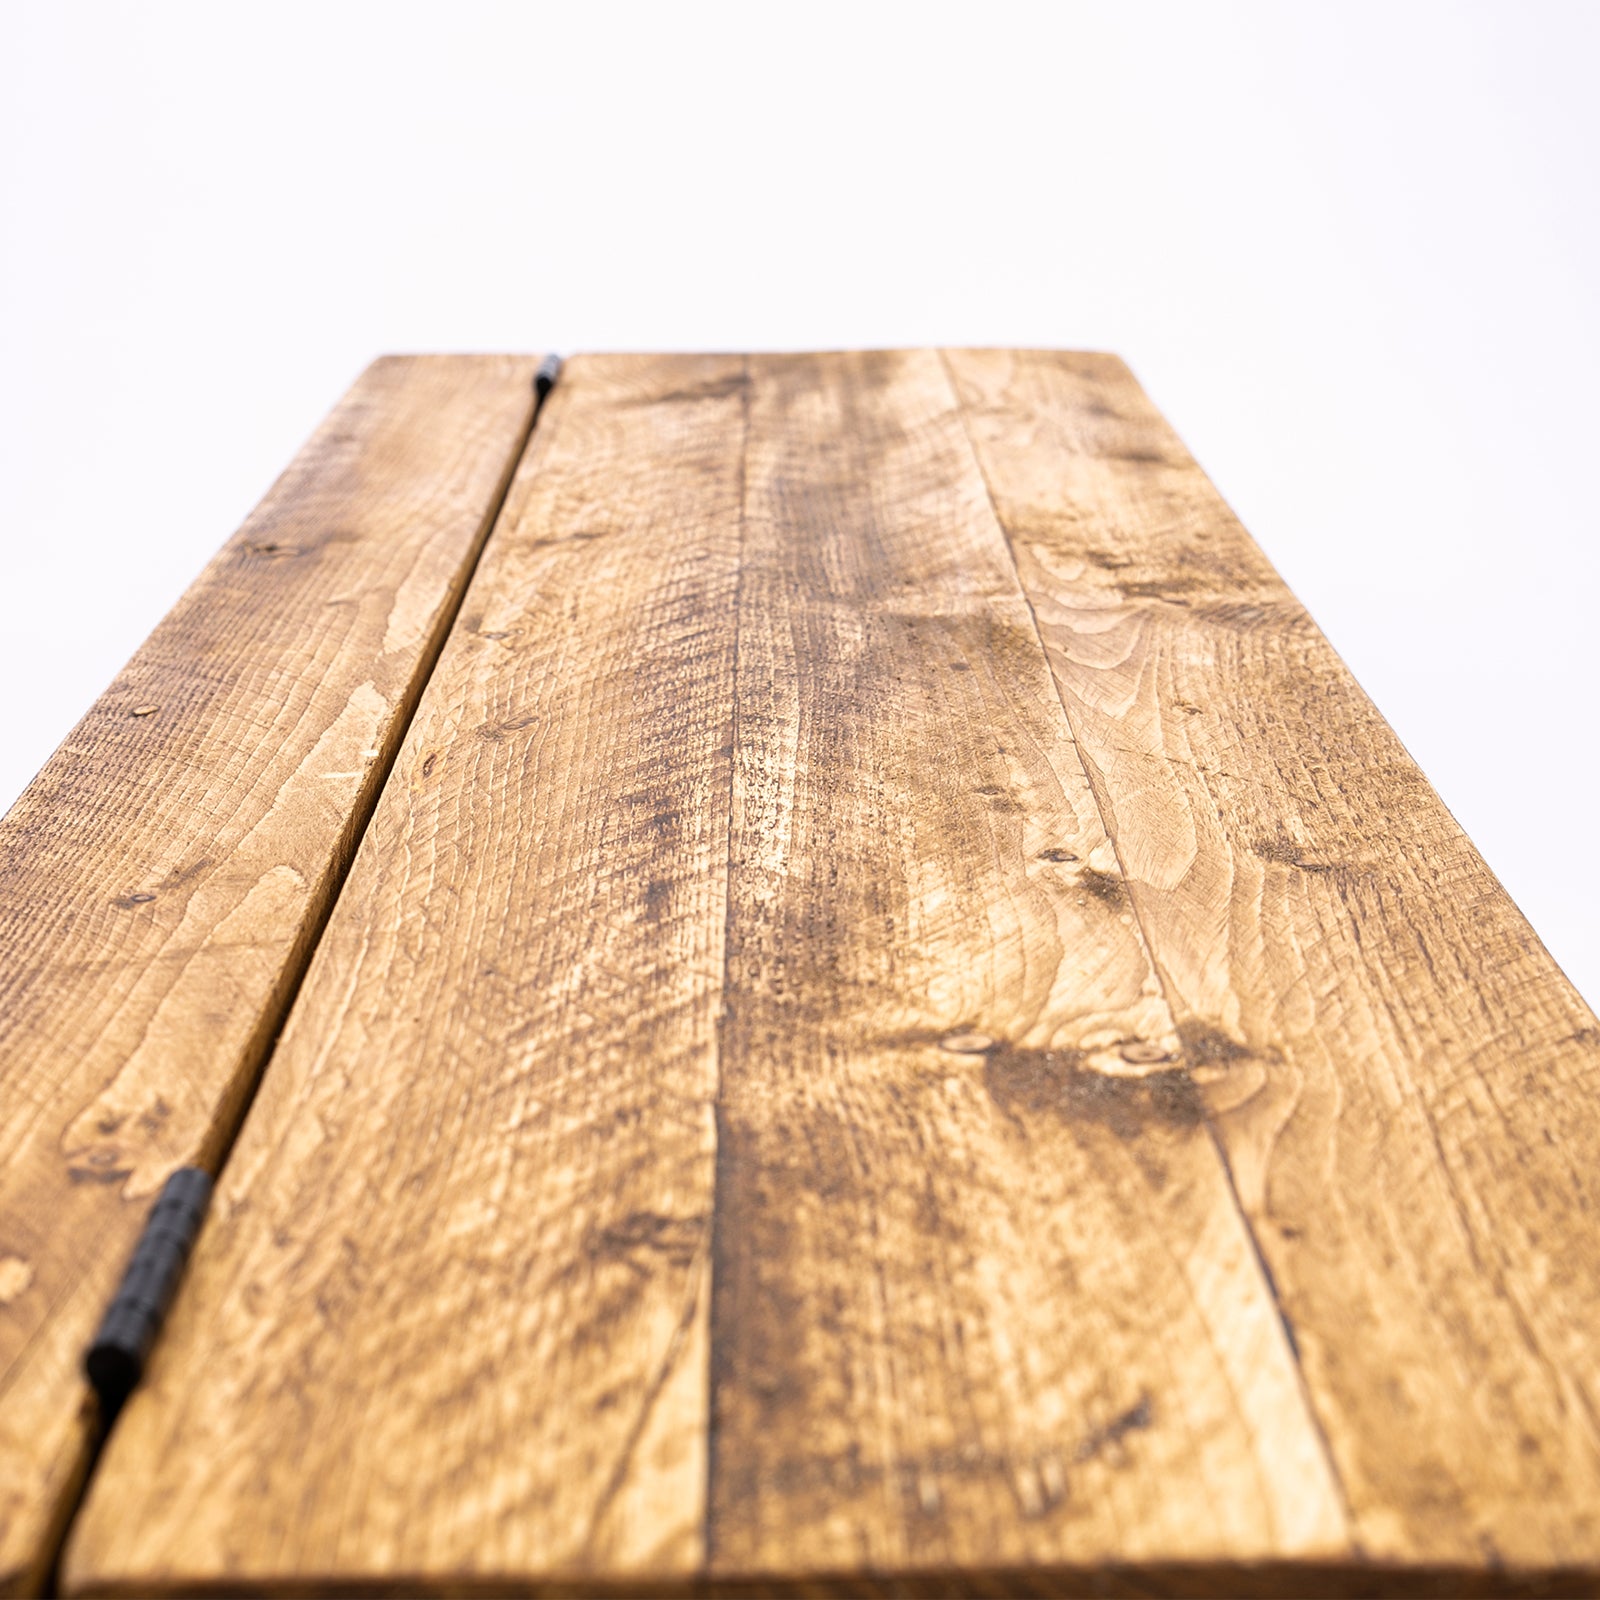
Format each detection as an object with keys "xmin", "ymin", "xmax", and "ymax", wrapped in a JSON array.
[
  {"xmin": 940, "ymin": 1032, "xmax": 996, "ymax": 1055},
  {"xmin": 1119, "ymin": 1041, "xmax": 1172, "ymax": 1066},
  {"xmin": 0, "ymin": 1255, "xmax": 34, "ymax": 1303}
]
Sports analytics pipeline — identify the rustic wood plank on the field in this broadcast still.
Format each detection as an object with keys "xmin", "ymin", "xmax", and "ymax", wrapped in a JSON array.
[
  {"xmin": 0, "ymin": 354, "xmax": 538, "ymax": 1596},
  {"xmin": 707, "ymin": 351, "xmax": 1346, "ymax": 1584},
  {"xmin": 61, "ymin": 354, "xmax": 747, "ymax": 1592},
  {"xmin": 944, "ymin": 348, "xmax": 1600, "ymax": 1574}
]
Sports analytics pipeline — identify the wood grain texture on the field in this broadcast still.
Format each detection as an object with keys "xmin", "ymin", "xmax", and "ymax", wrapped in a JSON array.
[
  {"xmin": 707, "ymin": 351, "xmax": 1345, "ymax": 1582},
  {"xmin": 945, "ymin": 347, "xmax": 1600, "ymax": 1574},
  {"xmin": 62, "ymin": 354, "xmax": 748, "ymax": 1592},
  {"xmin": 44, "ymin": 348, "xmax": 1600, "ymax": 1595},
  {"xmin": 0, "ymin": 354, "xmax": 537, "ymax": 1596}
]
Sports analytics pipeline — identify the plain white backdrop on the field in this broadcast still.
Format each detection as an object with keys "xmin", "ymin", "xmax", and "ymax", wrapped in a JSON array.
[{"xmin": 2, "ymin": 2, "xmax": 1597, "ymax": 999}]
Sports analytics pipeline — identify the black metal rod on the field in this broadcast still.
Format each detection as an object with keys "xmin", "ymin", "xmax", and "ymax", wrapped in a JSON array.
[
  {"xmin": 84, "ymin": 1166, "xmax": 212, "ymax": 1414},
  {"xmin": 534, "ymin": 353, "xmax": 563, "ymax": 409}
]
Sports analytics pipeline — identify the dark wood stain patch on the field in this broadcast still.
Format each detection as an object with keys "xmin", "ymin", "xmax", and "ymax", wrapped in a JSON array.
[{"xmin": 983, "ymin": 1044, "xmax": 1205, "ymax": 1141}]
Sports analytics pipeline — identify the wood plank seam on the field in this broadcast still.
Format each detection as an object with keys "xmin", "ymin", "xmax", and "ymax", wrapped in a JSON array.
[
  {"xmin": 11, "ymin": 358, "xmax": 549, "ymax": 1600},
  {"xmin": 934, "ymin": 347, "xmax": 1362, "ymax": 1545},
  {"xmin": 185, "ymin": 364, "xmax": 547, "ymax": 1178},
  {"xmin": 705, "ymin": 352, "xmax": 753, "ymax": 1573}
]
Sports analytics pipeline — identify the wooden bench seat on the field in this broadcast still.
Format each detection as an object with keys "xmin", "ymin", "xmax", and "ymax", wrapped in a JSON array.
[{"xmin": 2, "ymin": 351, "xmax": 1596, "ymax": 1597}]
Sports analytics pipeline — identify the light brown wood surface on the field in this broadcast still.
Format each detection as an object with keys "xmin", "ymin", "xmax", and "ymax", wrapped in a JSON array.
[
  {"xmin": 945, "ymin": 348, "xmax": 1600, "ymax": 1571},
  {"xmin": 0, "ymin": 354, "xmax": 539, "ymax": 1596},
  {"xmin": 708, "ymin": 351, "xmax": 1344, "ymax": 1580},
  {"xmin": 20, "ymin": 349, "xmax": 1600, "ymax": 1595}
]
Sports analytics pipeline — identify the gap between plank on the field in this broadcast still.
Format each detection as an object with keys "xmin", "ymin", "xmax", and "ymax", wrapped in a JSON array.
[
  {"xmin": 933, "ymin": 346, "xmax": 1361, "ymax": 1550},
  {"xmin": 704, "ymin": 352, "xmax": 752, "ymax": 1572},
  {"xmin": 38, "ymin": 362, "xmax": 561, "ymax": 1597}
]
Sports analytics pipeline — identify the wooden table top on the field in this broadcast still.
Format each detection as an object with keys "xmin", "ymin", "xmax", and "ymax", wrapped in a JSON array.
[{"xmin": 2, "ymin": 351, "xmax": 1597, "ymax": 1597}]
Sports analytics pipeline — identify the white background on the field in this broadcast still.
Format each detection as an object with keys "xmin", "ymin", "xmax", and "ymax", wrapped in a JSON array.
[{"xmin": 3, "ymin": 2, "xmax": 1596, "ymax": 999}]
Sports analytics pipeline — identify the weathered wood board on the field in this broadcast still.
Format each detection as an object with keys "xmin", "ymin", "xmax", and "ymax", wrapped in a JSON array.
[
  {"xmin": 2, "ymin": 349, "xmax": 1595, "ymax": 1596},
  {"xmin": 944, "ymin": 348, "xmax": 1600, "ymax": 1571},
  {"xmin": 0, "ymin": 355, "xmax": 540, "ymax": 1595},
  {"xmin": 708, "ymin": 351, "xmax": 1344, "ymax": 1578}
]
